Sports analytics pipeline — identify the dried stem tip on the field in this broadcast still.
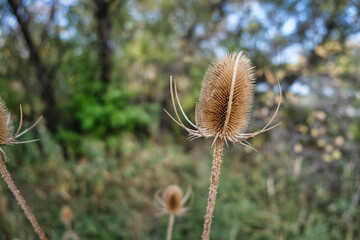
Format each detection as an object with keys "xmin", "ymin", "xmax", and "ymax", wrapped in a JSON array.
[{"xmin": 197, "ymin": 52, "xmax": 255, "ymax": 141}]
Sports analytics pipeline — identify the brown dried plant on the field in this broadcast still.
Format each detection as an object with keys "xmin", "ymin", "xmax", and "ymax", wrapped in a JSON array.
[
  {"xmin": 0, "ymin": 97, "xmax": 46, "ymax": 240},
  {"xmin": 165, "ymin": 51, "xmax": 281, "ymax": 240},
  {"xmin": 60, "ymin": 206, "xmax": 80, "ymax": 240},
  {"xmin": 155, "ymin": 185, "xmax": 192, "ymax": 240}
]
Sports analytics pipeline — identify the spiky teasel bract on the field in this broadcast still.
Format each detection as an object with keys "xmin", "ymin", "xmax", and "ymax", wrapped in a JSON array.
[
  {"xmin": 0, "ymin": 97, "xmax": 43, "ymax": 162},
  {"xmin": 165, "ymin": 51, "xmax": 282, "ymax": 240},
  {"xmin": 165, "ymin": 51, "xmax": 281, "ymax": 149},
  {"xmin": 155, "ymin": 185, "xmax": 191, "ymax": 240}
]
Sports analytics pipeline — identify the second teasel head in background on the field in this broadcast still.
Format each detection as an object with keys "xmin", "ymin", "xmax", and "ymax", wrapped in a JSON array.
[{"xmin": 155, "ymin": 185, "xmax": 192, "ymax": 216}]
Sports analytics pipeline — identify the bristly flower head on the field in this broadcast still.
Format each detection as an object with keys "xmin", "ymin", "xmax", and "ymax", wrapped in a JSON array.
[
  {"xmin": 155, "ymin": 185, "xmax": 191, "ymax": 216},
  {"xmin": 165, "ymin": 51, "xmax": 281, "ymax": 149},
  {"xmin": 198, "ymin": 52, "xmax": 255, "ymax": 141},
  {"xmin": 0, "ymin": 98, "xmax": 13, "ymax": 145},
  {"xmin": 0, "ymin": 97, "xmax": 42, "ymax": 162}
]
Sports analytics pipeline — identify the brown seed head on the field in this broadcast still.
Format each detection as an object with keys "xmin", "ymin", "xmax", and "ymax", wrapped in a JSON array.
[
  {"xmin": 0, "ymin": 98, "xmax": 13, "ymax": 144},
  {"xmin": 60, "ymin": 206, "xmax": 73, "ymax": 225},
  {"xmin": 163, "ymin": 185, "xmax": 183, "ymax": 215},
  {"xmin": 197, "ymin": 52, "xmax": 255, "ymax": 141}
]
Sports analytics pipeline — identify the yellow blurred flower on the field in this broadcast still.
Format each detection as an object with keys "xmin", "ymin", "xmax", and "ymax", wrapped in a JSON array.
[
  {"xmin": 325, "ymin": 144, "xmax": 334, "ymax": 152},
  {"xmin": 332, "ymin": 150, "xmax": 342, "ymax": 160},
  {"xmin": 317, "ymin": 139, "xmax": 326, "ymax": 148},
  {"xmin": 311, "ymin": 128, "xmax": 319, "ymax": 137},
  {"xmin": 321, "ymin": 154, "xmax": 332, "ymax": 163},
  {"xmin": 296, "ymin": 124, "xmax": 308, "ymax": 134}
]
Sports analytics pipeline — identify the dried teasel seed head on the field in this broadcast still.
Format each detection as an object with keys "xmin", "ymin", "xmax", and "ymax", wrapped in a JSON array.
[
  {"xmin": 60, "ymin": 206, "xmax": 73, "ymax": 225},
  {"xmin": 197, "ymin": 52, "xmax": 255, "ymax": 141},
  {"xmin": 0, "ymin": 98, "xmax": 13, "ymax": 144},
  {"xmin": 155, "ymin": 185, "xmax": 191, "ymax": 217},
  {"xmin": 163, "ymin": 185, "xmax": 183, "ymax": 215}
]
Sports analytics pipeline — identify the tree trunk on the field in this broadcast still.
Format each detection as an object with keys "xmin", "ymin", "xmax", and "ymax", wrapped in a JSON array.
[
  {"xmin": 95, "ymin": 0, "xmax": 112, "ymax": 84},
  {"xmin": 7, "ymin": 0, "xmax": 58, "ymax": 134}
]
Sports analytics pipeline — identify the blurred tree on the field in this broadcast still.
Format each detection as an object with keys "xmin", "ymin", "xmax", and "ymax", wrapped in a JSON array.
[
  {"xmin": 6, "ymin": 0, "xmax": 67, "ymax": 134},
  {"xmin": 94, "ymin": 0, "xmax": 113, "ymax": 84}
]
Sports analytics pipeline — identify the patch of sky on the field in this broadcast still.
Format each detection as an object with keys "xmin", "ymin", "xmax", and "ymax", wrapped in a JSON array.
[
  {"xmin": 322, "ymin": 86, "xmax": 334, "ymax": 97},
  {"xmin": 60, "ymin": 26, "xmax": 76, "ymax": 40},
  {"xmin": 20, "ymin": 48, "xmax": 29, "ymax": 59},
  {"xmin": 128, "ymin": 2, "xmax": 143, "ymax": 22},
  {"xmin": 195, "ymin": 24, "xmax": 206, "ymax": 37},
  {"xmin": 223, "ymin": 1, "xmax": 306, "ymax": 65},
  {"xmin": 226, "ymin": 13, "xmax": 240, "ymax": 32},
  {"xmin": 273, "ymin": 44, "xmax": 303, "ymax": 65},
  {"xmin": 255, "ymin": 41, "xmax": 268, "ymax": 52},
  {"xmin": 266, "ymin": 26, "xmax": 277, "ymax": 39},
  {"xmin": 256, "ymin": 82, "xmax": 270, "ymax": 93},
  {"xmin": 225, "ymin": 1, "xmax": 267, "ymax": 32},
  {"xmin": 212, "ymin": 11, "xmax": 223, "ymax": 22},
  {"xmin": 295, "ymin": 1, "xmax": 307, "ymax": 12},
  {"xmin": 345, "ymin": 5, "xmax": 358, "ymax": 23},
  {"xmin": 31, "ymin": 1, "xmax": 52, "ymax": 23},
  {"xmin": 145, "ymin": 11, "xmax": 161, "ymax": 22},
  {"xmin": 214, "ymin": 46, "xmax": 227, "ymax": 58},
  {"xmin": 302, "ymin": 17, "xmax": 326, "ymax": 50},
  {"xmin": 281, "ymin": 18, "xmax": 296, "ymax": 36},
  {"xmin": 250, "ymin": 2, "xmax": 266, "ymax": 20},
  {"xmin": 294, "ymin": 1, "xmax": 308, "ymax": 22},
  {"xmin": 57, "ymin": 15, "xmax": 69, "ymax": 27},
  {"xmin": 348, "ymin": 32, "xmax": 360, "ymax": 45},
  {"xmin": 59, "ymin": 0, "xmax": 78, "ymax": 6},
  {"xmin": 3, "ymin": 15, "xmax": 17, "ymax": 29},
  {"xmin": 199, "ymin": 38, "xmax": 219, "ymax": 53},
  {"xmin": 242, "ymin": 32, "xmax": 251, "ymax": 40},
  {"xmin": 289, "ymin": 81, "xmax": 310, "ymax": 96}
]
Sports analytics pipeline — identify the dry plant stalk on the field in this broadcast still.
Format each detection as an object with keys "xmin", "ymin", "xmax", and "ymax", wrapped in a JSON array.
[
  {"xmin": 0, "ymin": 97, "xmax": 46, "ymax": 240},
  {"xmin": 165, "ymin": 51, "xmax": 282, "ymax": 240},
  {"xmin": 155, "ymin": 185, "xmax": 192, "ymax": 240}
]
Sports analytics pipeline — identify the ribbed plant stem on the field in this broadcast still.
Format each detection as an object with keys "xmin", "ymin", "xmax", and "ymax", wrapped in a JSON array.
[
  {"xmin": 202, "ymin": 138, "xmax": 224, "ymax": 240},
  {"xmin": 167, "ymin": 214, "xmax": 175, "ymax": 240},
  {"xmin": 0, "ymin": 157, "xmax": 47, "ymax": 240}
]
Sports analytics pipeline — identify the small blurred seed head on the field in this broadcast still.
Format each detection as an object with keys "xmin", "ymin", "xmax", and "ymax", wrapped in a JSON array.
[
  {"xmin": 197, "ymin": 52, "xmax": 255, "ymax": 140},
  {"xmin": 163, "ymin": 185, "xmax": 183, "ymax": 215},
  {"xmin": 60, "ymin": 206, "xmax": 73, "ymax": 226},
  {"xmin": 0, "ymin": 98, "xmax": 13, "ymax": 144},
  {"xmin": 294, "ymin": 143, "xmax": 303, "ymax": 153},
  {"xmin": 155, "ymin": 185, "xmax": 191, "ymax": 217},
  {"xmin": 334, "ymin": 136, "xmax": 344, "ymax": 146}
]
